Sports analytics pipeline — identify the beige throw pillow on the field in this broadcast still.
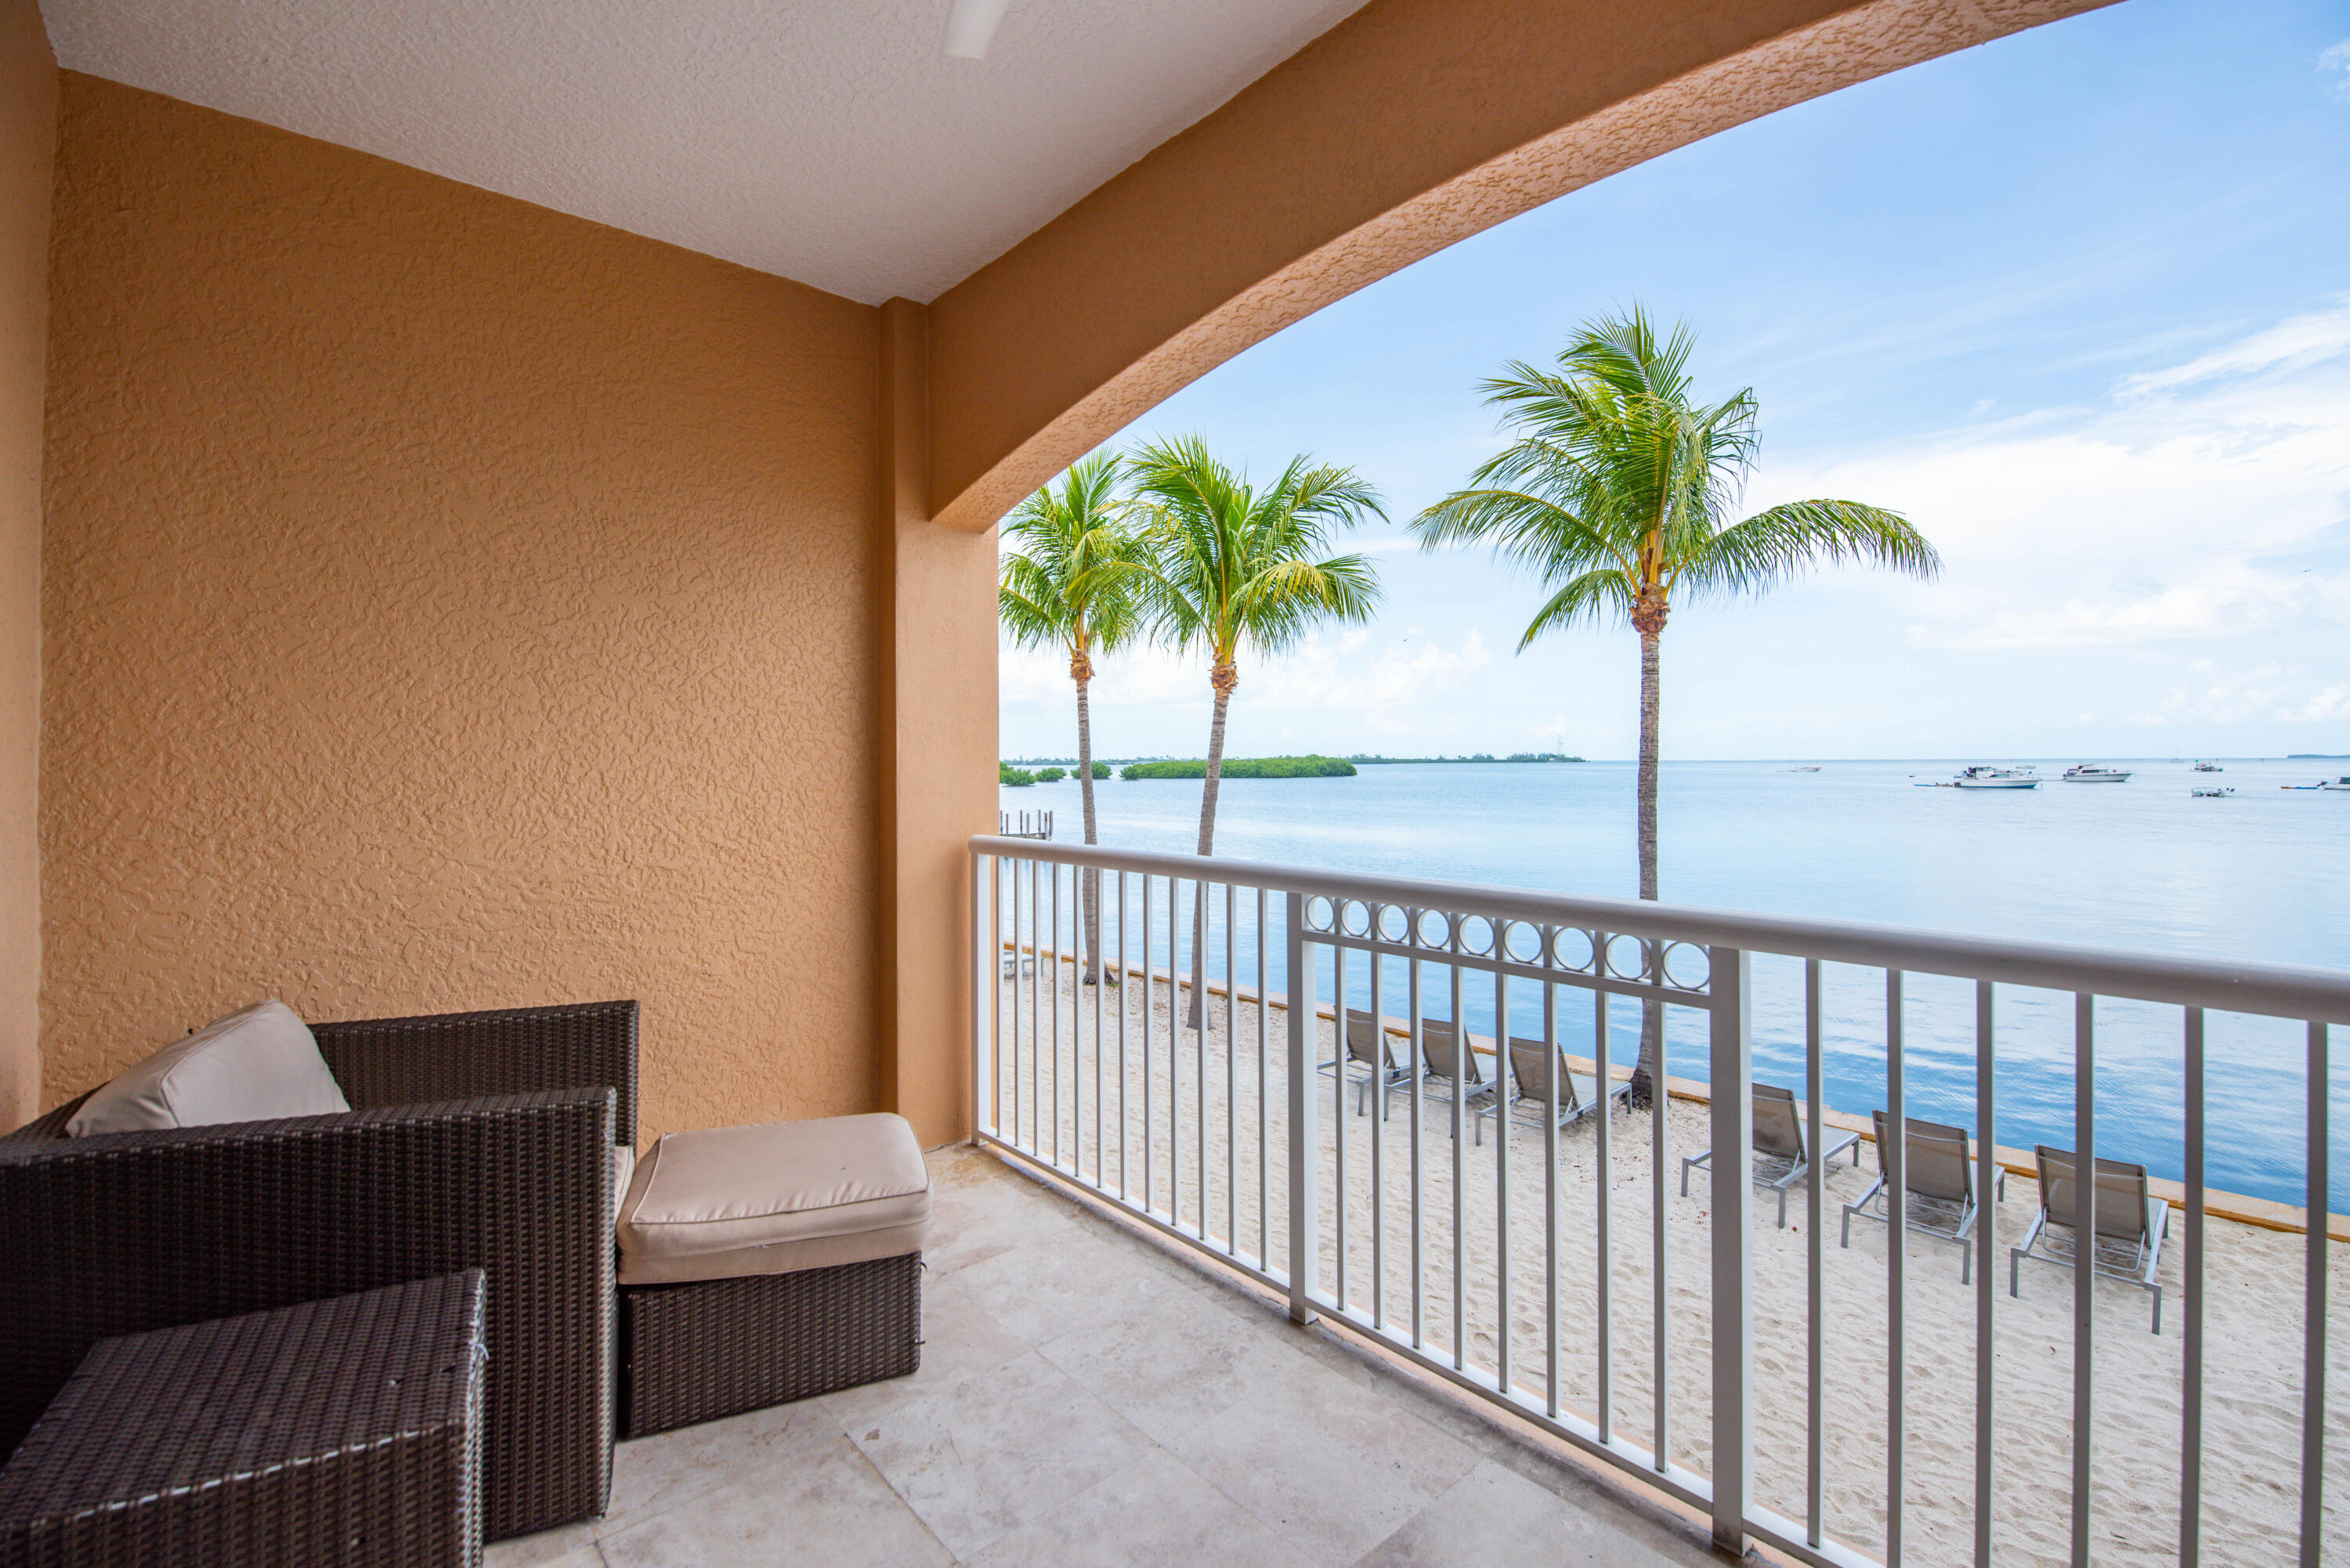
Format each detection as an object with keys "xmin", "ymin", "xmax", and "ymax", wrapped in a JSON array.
[{"xmin": 65, "ymin": 999, "xmax": 352, "ymax": 1136}]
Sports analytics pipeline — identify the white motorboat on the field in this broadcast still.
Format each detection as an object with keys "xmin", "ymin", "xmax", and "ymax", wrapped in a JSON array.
[
  {"xmin": 2191, "ymin": 786, "xmax": 2234, "ymax": 798},
  {"xmin": 2192, "ymin": 760, "xmax": 2223, "ymax": 772},
  {"xmin": 2324, "ymin": 777, "xmax": 2350, "ymax": 792},
  {"xmin": 1951, "ymin": 765, "xmax": 2040, "ymax": 789},
  {"xmin": 2063, "ymin": 763, "xmax": 2131, "ymax": 782}
]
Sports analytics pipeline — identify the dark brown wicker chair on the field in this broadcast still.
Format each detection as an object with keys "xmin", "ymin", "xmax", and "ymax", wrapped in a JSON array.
[{"xmin": 0, "ymin": 999, "xmax": 638, "ymax": 1545}]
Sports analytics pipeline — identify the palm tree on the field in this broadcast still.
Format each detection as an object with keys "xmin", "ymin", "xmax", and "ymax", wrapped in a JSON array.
[
  {"xmin": 1412, "ymin": 308, "xmax": 1937, "ymax": 1104},
  {"xmin": 1000, "ymin": 451, "xmax": 1146, "ymax": 983},
  {"xmin": 1129, "ymin": 435, "xmax": 1383, "ymax": 1028}
]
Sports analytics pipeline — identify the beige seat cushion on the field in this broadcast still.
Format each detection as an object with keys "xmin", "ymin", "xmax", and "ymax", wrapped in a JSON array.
[
  {"xmin": 66, "ymin": 999, "xmax": 351, "ymax": 1137},
  {"xmin": 617, "ymin": 1113, "xmax": 929, "ymax": 1287}
]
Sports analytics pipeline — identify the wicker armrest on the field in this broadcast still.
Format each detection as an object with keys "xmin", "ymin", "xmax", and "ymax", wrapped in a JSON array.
[
  {"xmin": 313, "ymin": 999, "xmax": 638, "ymax": 1147},
  {"xmin": 0, "ymin": 1088, "xmax": 616, "ymax": 1542}
]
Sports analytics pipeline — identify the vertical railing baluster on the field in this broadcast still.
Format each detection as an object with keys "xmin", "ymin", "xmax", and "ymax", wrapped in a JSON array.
[
  {"xmin": 2300, "ymin": 1020, "xmax": 2328, "ymax": 1568},
  {"xmin": 1596, "ymin": 967, "xmax": 1613, "ymax": 1446},
  {"xmin": 2070, "ymin": 992, "xmax": 2092, "ymax": 1568},
  {"xmin": 1196, "ymin": 875, "xmax": 1208, "ymax": 1240},
  {"xmin": 1171, "ymin": 873, "xmax": 1184, "ymax": 1230},
  {"xmin": 1411, "ymin": 938, "xmax": 1426, "ymax": 1351},
  {"xmin": 1708, "ymin": 946, "xmax": 1752, "ymax": 1558},
  {"xmin": 1286, "ymin": 890, "xmax": 1317, "ymax": 1324},
  {"xmin": 1092, "ymin": 865, "xmax": 1104, "ymax": 1184},
  {"xmin": 1012, "ymin": 858, "xmax": 1027, "ymax": 1149},
  {"xmin": 1495, "ymin": 948, "xmax": 1512, "ymax": 1396},
  {"xmin": 1118, "ymin": 870, "xmax": 1130, "ymax": 1201},
  {"xmin": 1258, "ymin": 886, "xmax": 1270, "ymax": 1269},
  {"xmin": 1653, "ymin": 945, "xmax": 1671, "ymax": 1470},
  {"xmin": 1226, "ymin": 880, "xmax": 1238, "ymax": 1256},
  {"xmin": 1050, "ymin": 860, "xmax": 1061, "ymax": 1169},
  {"xmin": 1889, "ymin": 970, "xmax": 1907, "ymax": 1568},
  {"xmin": 986, "ymin": 854, "xmax": 1001, "ymax": 1141},
  {"xmin": 1544, "ymin": 956, "xmax": 1560, "ymax": 1420},
  {"xmin": 1807, "ymin": 959, "xmax": 1826, "ymax": 1549},
  {"xmin": 1371, "ymin": 935, "xmax": 1387, "ymax": 1330},
  {"xmin": 2181, "ymin": 1006, "xmax": 2204, "ymax": 1568},
  {"xmin": 1030, "ymin": 858, "xmax": 1043, "ymax": 1153},
  {"xmin": 1451, "ymin": 920, "xmax": 1467, "ymax": 1371},
  {"xmin": 1976, "ymin": 981, "xmax": 1996, "ymax": 1568},
  {"xmin": 1143, "ymin": 874, "xmax": 1155, "ymax": 1216},
  {"xmin": 1335, "ymin": 936, "xmax": 1350, "ymax": 1310}
]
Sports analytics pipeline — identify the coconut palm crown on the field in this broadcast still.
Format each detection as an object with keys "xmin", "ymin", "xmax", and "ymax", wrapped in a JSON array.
[
  {"xmin": 1127, "ymin": 433, "xmax": 1383, "ymax": 1024},
  {"xmin": 1411, "ymin": 307, "xmax": 1938, "ymax": 1099},
  {"xmin": 999, "ymin": 450, "xmax": 1148, "ymax": 980}
]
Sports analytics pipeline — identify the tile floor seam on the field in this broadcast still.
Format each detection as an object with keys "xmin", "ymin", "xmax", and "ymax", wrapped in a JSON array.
[{"xmin": 838, "ymin": 1430, "xmax": 964, "ymax": 1565}]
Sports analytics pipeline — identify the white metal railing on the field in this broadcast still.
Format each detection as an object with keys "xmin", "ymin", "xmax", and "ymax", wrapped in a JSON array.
[{"xmin": 968, "ymin": 834, "xmax": 2350, "ymax": 1568}]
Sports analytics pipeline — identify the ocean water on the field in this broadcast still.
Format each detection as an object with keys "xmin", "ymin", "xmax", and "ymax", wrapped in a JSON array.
[{"xmin": 1000, "ymin": 758, "xmax": 2350, "ymax": 1210}]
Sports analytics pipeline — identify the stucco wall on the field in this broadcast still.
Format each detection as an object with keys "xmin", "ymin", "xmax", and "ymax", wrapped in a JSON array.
[
  {"xmin": 0, "ymin": 0, "xmax": 54, "ymax": 1129},
  {"xmin": 40, "ymin": 75, "xmax": 884, "ymax": 1143}
]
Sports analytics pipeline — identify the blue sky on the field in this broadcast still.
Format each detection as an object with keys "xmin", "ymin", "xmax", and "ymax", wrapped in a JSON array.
[{"xmin": 1000, "ymin": 0, "xmax": 2350, "ymax": 762}]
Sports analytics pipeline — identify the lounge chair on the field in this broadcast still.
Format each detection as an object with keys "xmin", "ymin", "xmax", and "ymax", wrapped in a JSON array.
[
  {"xmin": 1379, "ymin": 1017, "xmax": 1496, "ymax": 1140},
  {"xmin": 2009, "ymin": 1144, "xmax": 2169, "ymax": 1333},
  {"xmin": 1481, "ymin": 1036, "xmax": 1634, "ymax": 1141},
  {"xmin": 1680, "ymin": 1082, "xmax": 1862, "ymax": 1227},
  {"xmin": 1841, "ymin": 1111, "xmax": 2005, "ymax": 1281},
  {"xmin": 1316, "ymin": 1007, "xmax": 1412, "ymax": 1117}
]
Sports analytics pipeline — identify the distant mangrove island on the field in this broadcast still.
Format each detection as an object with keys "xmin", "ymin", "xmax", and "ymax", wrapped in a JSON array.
[{"xmin": 1122, "ymin": 755, "xmax": 1356, "ymax": 779}]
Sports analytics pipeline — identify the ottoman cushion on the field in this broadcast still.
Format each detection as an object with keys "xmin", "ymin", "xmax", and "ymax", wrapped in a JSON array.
[{"xmin": 618, "ymin": 1113, "xmax": 929, "ymax": 1286}]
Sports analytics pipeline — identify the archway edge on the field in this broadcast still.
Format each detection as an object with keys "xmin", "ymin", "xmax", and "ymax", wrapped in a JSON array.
[{"xmin": 927, "ymin": 0, "xmax": 2111, "ymax": 532}]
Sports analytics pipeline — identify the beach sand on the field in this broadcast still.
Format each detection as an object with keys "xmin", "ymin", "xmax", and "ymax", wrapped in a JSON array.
[{"xmin": 993, "ymin": 959, "xmax": 2349, "ymax": 1567}]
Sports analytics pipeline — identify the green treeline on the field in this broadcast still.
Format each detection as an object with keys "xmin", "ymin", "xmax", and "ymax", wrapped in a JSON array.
[{"xmin": 1120, "ymin": 755, "xmax": 1357, "ymax": 780}]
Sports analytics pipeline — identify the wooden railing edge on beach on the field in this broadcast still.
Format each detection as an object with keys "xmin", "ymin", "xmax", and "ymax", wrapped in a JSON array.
[{"xmin": 1000, "ymin": 941, "xmax": 2350, "ymax": 1244}]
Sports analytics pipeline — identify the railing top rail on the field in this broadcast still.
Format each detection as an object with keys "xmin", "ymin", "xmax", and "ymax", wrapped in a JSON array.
[{"xmin": 970, "ymin": 834, "xmax": 2350, "ymax": 1024}]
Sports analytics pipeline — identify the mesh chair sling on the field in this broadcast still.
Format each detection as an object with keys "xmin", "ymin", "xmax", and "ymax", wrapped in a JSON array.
[
  {"xmin": 1680, "ymin": 1082, "xmax": 1862, "ymax": 1227},
  {"xmin": 1841, "ymin": 1111, "xmax": 2005, "ymax": 1281},
  {"xmin": 2009, "ymin": 1144, "xmax": 2169, "ymax": 1333}
]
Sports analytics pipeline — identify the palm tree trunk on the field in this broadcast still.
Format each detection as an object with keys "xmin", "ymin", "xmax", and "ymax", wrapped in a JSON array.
[
  {"xmin": 1075, "ymin": 671, "xmax": 1103, "ymax": 985},
  {"xmin": 1185, "ymin": 663, "xmax": 1235, "ymax": 1030},
  {"xmin": 1630, "ymin": 623, "xmax": 1663, "ymax": 1107}
]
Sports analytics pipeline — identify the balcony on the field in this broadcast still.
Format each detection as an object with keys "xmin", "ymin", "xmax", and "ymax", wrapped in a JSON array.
[
  {"xmin": 970, "ymin": 836, "xmax": 2350, "ymax": 1568},
  {"xmin": 492, "ymin": 1145, "xmax": 1716, "ymax": 1568}
]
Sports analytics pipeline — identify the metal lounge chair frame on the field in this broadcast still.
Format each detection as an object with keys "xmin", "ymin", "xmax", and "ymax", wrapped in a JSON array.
[
  {"xmin": 1373, "ymin": 1017, "xmax": 1496, "ymax": 1142},
  {"xmin": 1841, "ymin": 1110, "xmax": 2004, "ymax": 1281},
  {"xmin": 1482, "ymin": 1036, "xmax": 1634, "ymax": 1141},
  {"xmin": 1315, "ymin": 1008, "xmax": 1412, "ymax": 1118},
  {"xmin": 1681, "ymin": 1082, "xmax": 1861, "ymax": 1227},
  {"xmin": 2009, "ymin": 1143, "xmax": 2169, "ymax": 1333}
]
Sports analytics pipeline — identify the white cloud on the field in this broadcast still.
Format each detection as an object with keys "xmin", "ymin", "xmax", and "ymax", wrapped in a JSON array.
[
  {"xmin": 1756, "ymin": 304, "xmax": 2350, "ymax": 653},
  {"xmin": 2123, "ymin": 660, "xmax": 2350, "ymax": 728},
  {"xmin": 1000, "ymin": 629, "xmax": 1492, "ymax": 713},
  {"xmin": 2117, "ymin": 297, "xmax": 2350, "ymax": 396},
  {"xmin": 2323, "ymin": 39, "xmax": 2350, "ymax": 102}
]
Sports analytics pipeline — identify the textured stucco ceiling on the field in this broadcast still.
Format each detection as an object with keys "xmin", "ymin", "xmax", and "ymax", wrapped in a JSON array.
[{"xmin": 40, "ymin": 0, "xmax": 1371, "ymax": 305}]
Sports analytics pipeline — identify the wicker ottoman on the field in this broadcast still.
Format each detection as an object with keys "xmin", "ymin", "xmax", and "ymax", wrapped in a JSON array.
[
  {"xmin": 616, "ymin": 1115, "xmax": 927, "ymax": 1438},
  {"xmin": 0, "ymin": 1272, "xmax": 487, "ymax": 1568}
]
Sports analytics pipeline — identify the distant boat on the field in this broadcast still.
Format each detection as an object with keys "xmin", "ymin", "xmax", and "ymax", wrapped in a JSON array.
[
  {"xmin": 2324, "ymin": 777, "xmax": 2350, "ymax": 792},
  {"xmin": 1950, "ymin": 765, "xmax": 2040, "ymax": 789},
  {"xmin": 1787, "ymin": 765, "xmax": 1822, "ymax": 772},
  {"xmin": 2062, "ymin": 764, "xmax": 2131, "ymax": 782},
  {"xmin": 2191, "ymin": 786, "xmax": 2234, "ymax": 798},
  {"xmin": 2192, "ymin": 760, "xmax": 2223, "ymax": 772}
]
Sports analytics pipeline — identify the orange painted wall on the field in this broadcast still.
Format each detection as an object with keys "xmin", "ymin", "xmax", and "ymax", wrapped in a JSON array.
[
  {"xmin": 40, "ymin": 76, "xmax": 887, "ymax": 1143},
  {"xmin": 0, "ymin": 0, "xmax": 53, "ymax": 1129}
]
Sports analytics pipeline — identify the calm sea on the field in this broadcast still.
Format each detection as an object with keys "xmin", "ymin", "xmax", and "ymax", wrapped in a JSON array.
[{"xmin": 1001, "ymin": 758, "xmax": 2350, "ymax": 1210}]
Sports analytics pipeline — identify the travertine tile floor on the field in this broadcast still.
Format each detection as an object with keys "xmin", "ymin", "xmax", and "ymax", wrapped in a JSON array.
[{"xmin": 487, "ymin": 1145, "xmax": 1719, "ymax": 1568}]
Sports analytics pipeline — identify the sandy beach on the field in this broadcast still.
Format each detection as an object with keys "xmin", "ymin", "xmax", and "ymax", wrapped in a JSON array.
[{"xmin": 993, "ymin": 956, "xmax": 2349, "ymax": 1568}]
